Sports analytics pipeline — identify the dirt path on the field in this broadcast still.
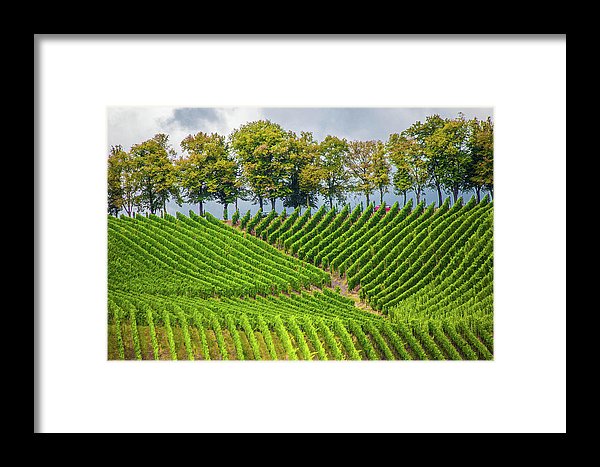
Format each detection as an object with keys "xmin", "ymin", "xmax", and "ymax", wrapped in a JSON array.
[
  {"xmin": 221, "ymin": 219, "xmax": 382, "ymax": 317},
  {"xmin": 331, "ymin": 274, "xmax": 348, "ymax": 295},
  {"xmin": 327, "ymin": 272, "xmax": 382, "ymax": 317}
]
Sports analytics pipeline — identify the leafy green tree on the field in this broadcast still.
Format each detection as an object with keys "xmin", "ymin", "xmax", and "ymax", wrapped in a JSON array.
[
  {"xmin": 347, "ymin": 140, "xmax": 383, "ymax": 206},
  {"xmin": 426, "ymin": 114, "xmax": 470, "ymax": 204},
  {"xmin": 107, "ymin": 145, "xmax": 139, "ymax": 217},
  {"xmin": 387, "ymin": 134, "xmax": 429, "ymax": 204},
  {"xmin": 130, "ymin": 133, "xmax": 178, "ymax": 215},
  {"xmin": 281, "ymin": 131, "xmax": 322, "ymax": 210},
  {"xmin": 107, "ymin": 145, "xmax": 126, "ymax": 216},
  {"xmin": 299, "ymin": 160, "xmax": 326, "ymax": 210},
  {"xmin": 229, "ymin": 120, "xmax": 289, "ymax": 211},
  {"xmin": 318, "ymin": 135, "xmax": 349, "ymax": 209},
  {"xmin": 371, "ymin": 141, "xmax": 391, "ymax": 204},
  {"xmin": 206, "ymin": 152, "xmax": 243, "ymax": 220},
  {"xmin": 402, "ymin": 115, "xmax": 446, "ymax": 206},
  {"xmin": 177, "ymin": 132, "xmax": 225, "ymax": 215},
  {"xmin": 466, "ymin": 116, "xmax": 494, "ymax": 201},
  {"xmin": 153, "ymin": 133, "xmax": 181, "ymax": 215},
  {"xmin": 385, "ymin": 136, "xmax": 412, "ymax": 205}
]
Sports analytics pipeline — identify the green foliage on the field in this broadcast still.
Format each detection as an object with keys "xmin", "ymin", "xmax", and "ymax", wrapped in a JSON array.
[
  {"xmin": 108, "ymin": 285, "xmax": 493, "ymax": 361},
  {"xmin": 209, "ymin": 313, "xmax": 229, "ymax": 360},
  {"xmin": 466, "ymin": 117, "xmax": 494, "ymax": 198},
  {"xmin": 282, "ymin": 131, "xmax": 323, "ymax": 210},
  {"xmin": 246, "ymin": 208, "xmax": 263, "ymax": 232},
  {"xmin": 108, "ymin": 300, "xmax": 125, "ymax": 360},
  {"xmin": 177, "ymin": 308, "xmax": 195, "ymax": 360},
  {"xmin": 254, "ymin": 209, "xmax": 278, "ymax": 240},
  {"xmin": 318, "ymin": 135, "xmax": 350, "ymax": 209},
  {"xmin": 130, "ymin": 133, "xmax": 179, "ymax": 215},
  {"xmin": 229, "ymin": 120, "xmax": 290, "ymax": 209},
  {"xmin": 107, "ymin": 145, "xmax": 126, "ymax": 216},
  {"xmin": 332, "ymin": 319, "xmax": 361, "ymax": 360},
  {"xmin": 240, "ymin": 314, "xmax": 262, "ymax": 360},
  {"xmin": 239, "ymin": 210, "xmax": 251, "ymax": 229},
  {"xmin": 162, "ymin": 309, "xmax": 178, "ymax": 360},
  {"xmin": 109, "ymin": 112, "xmax": 492, "ymax": 223},
  {"xmin": 231, "ymin": 208, "xmax": 241, "ymax": 226},
  {"xmin": 107, "ymin": 127, "xmax": 494, "ymax": 361},
  {"xmin": 127, "ymin": 303, "xmax": 142, "ymax": 360},
  {"xmin": 178, "ymin": 131, "xmax": 240, "ymax": 215},
  {"xmin": 146, "ymin": 306, "xmax": 160, "ymax": 360},
  {"xmin": 192, "ymin": 312, "xmax": 211, "ymax": 360},
  {"xmin": 387, "ymin": 133, "xmax": 429, "ymax": 204},
  {"xmin": 226, "ymin": 315, "xmax": 245, "ymax": 360},
  {"xmin": 346, "ymin": 140, "xmax": 388, "ymax": 205},
  {"xmin": 425, "ymin": 114, "xmax": 471, "ymax": 203}
]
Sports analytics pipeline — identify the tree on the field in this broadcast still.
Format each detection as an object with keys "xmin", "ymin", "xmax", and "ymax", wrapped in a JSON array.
[
  {"xmin": 281, "ymin": 131, "xmax": 322, "ymax": 210},
  {"xmin": 130, "ymin": 133, "xmax": 178, "ymax": 215},
  {"xmin": 177, "ymin": 132, "xmax": 225, "ymax": 215},
  {"xmin": 205, "ymin": 148, "xmax": 243, "ymax": 220},
  {"xmin": 386, "ymin": 136, "xmax": 412, "ymax": 205},
  {"xmin": 299, "ymin": 160, "xmax": 326, "ymax": 210},
  {"xmin": 107, "ymin": 145, "xmax": 139, "ymax": 217},
  {"xmin": 153, "ymin": 133, "xmax": 181, "ymax": 216},
  {"xmin": 229, "ymin": 120, "xmax": 289, "ymax": 211},
  {"xmin": 387, "ymin": 134, "xmax": 429, "ymax": 204},
  {"xmin": 346, "ymin": 140, "xmax": 384, "ymax": 206},
  {"xmin": 371, "ymin": 141, "xmax": 391, "ymax": 204},
  {"xmin": 318, "ymin": 135, "xmax": 349, "ymax": 209},
  {"xmin": 107, "ymin": 145, "xmax": 126, "ymax": 216},
  {"xmin": 402, "ymin": 115, "xmax": 446, "ymax": 206},
  {"xmin": 426, "ymin": 114, "xmax": 470, "ymax": 204},
  {"xmin": 466, "ymin": 117, "xmax": 494, "ymax": 201}
]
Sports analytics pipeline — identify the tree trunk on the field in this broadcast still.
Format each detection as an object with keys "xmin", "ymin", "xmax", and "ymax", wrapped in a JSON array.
[
  {"xmin": 306, "ymin": 194, "xmax": 310, "ymax": 210},
  {"xmin": 365, "ymin": 193, "xmax": 370, "ymax": 206},
  {"xmin": 270, "ymin": 198, "xmax": 276, "ymax": 211},
  {"xmin": 223, "ymin": 203, "xmax": 228, "ymax": 220},
  {"xmin": 403, "ymin": 192, "xmax": 407, "ymax": 206},
  {"xmin": 198, "ymin": 201, "xmax": 204, "ymax": 216},
  {"xmin": 416, "ymin": 189, "xmax": 421, "ymax": 204},
  {"xmin": 452, "ymin": 186, "xmax": 459, "ymax": 204},
  {"xmin": 379, "ymin": 188, "xmax": 384, "ymax": 205},
  {"xmin": 149, "ymin": 190, "xmax": 155, "ymax": 214},
  {"xmin": 235, "ymin": 197, "xmax": 238, "ymax": 211},
  {"xmin": 329, "ymin": 195, "xmax": 333, "ymax": 210},
  {"xmin": 258, "ymin": 196, "xmax": 263, "ymax": 210},
  {"xmin": 436, "ymin": 184, "xmax": 443, "ymax": 207},
  {"xmin": 475, "ymin": 186, "xmax": 481, "ymax": 203},
  {"xmin": 489, "ymin": 187, "xmax": 494, "ymax": 200}
]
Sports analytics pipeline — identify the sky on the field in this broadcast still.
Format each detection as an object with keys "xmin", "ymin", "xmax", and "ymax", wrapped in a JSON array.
[{"xmin": 107, "ymin": 107, "xmax": 493, "ymax": 217}]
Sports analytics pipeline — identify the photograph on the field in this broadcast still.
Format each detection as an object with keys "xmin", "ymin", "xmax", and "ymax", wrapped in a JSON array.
[{"xmin": 107, "ymin": 107, "xmax": 494, "ymax": 361}]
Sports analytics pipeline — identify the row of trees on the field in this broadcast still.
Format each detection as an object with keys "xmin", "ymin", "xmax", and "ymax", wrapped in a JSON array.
[{"xmin": 108, "ymin": 113, "xmax": 493, "ymax": 218}]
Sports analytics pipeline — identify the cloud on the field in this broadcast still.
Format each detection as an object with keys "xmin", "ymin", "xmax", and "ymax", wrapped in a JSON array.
[
  {"xmin": 164, "ymin": 108, "xmax": 221, "ymax": 130},
  {"xmin": 107, "ymin": 106, "xmax": 493, "ymax": 158},
  {"xmin": 261, "ymin": 107, "xmax": 493, "ymax": 142},
  {"xmin": 107, "ymin": 106, "xmax": 176, "ymax": 153},
  {"xmin": 108, "ymin": 107, "xmax": 268, "ymax": 157}
]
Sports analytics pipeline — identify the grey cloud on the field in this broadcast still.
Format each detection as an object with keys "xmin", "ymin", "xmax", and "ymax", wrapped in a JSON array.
[
  {"xmin": 261, "ymin": 107, "xmax": 493, "ymax": 142},
  {"xmin": 166, "ymin": 108, "xmax": 221, "ymax": 130}
]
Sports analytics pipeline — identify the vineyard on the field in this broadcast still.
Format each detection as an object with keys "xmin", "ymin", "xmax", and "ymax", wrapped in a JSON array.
[{"xmin": 108, "ymin": 196, "xmax": 493, "ymax": 360}]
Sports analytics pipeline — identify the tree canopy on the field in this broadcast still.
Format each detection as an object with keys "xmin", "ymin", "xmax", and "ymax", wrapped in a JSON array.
[
  {"xmin": 130, "ymin": 133, "xmax": 179, "ymax": 215},
  {"xmin": 229, "ymin": 120, "xmax": 289, "ymax": 211},
  {"xmin": 108, "ymin": 113, "xmax": 493, "ymax": 218}
]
